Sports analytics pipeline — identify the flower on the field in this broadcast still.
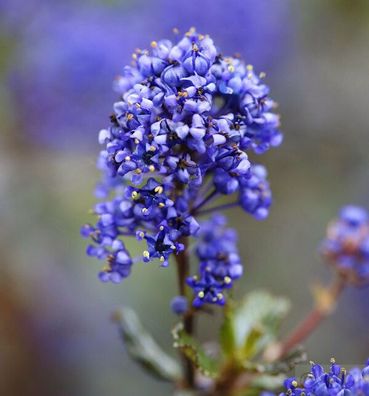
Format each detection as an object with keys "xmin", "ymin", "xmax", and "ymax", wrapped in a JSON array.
[
  {"xmin": 279, "ymin": 358, "xmax": 369, "ymax": 395},
  {"xmin": 320, "ymin": 205, "xmax": 369, "ymax": 286},
  {"xmin": 239, "ymin": 164, "xmax": 272, "ymax": 220},
  {"xmin": 82, "ymin": 29, "xmax": 281, "ymax": 289},
  {"xmin": 170, "ymin": 296, "xmax": 189, "ymax": 315},
  {"xmin": 187, "ymin": 215, "xmax": 242, "ymax": 307}
]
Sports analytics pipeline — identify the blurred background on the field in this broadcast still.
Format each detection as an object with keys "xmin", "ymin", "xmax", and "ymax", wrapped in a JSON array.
[{"xmin": 0, "ymin": 0, "xmax": 369, "ymax": 394}]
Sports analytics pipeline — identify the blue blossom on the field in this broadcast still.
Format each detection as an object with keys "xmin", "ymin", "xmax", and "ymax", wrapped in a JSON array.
[
  {"xmin": 279, "ymin": 359, "xmax": 369, "ymax": 396},
  {"xmin": 170, "ymin": 296, "xmax": 189, "ymax": 315},
  {"xmin": 187, "ymin": 215, "xmax": 242, "ymax": 307},
  {"xmin": 239, "ymin": 164, "xmax": 272, "ymax": 220},
  {"xmin": 82, "ymin": 29, "xmax": 281, "ymax": 288},
  {"xmin": 320, "ymin": 205, "xmax": 369, "ymax": 286}
]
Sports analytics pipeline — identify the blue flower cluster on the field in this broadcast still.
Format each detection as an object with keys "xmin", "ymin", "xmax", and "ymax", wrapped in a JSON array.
[
  {"xmin": 82, "ymin": 29, "xmax": 281, "ymax": 304},
  {"xmin": 321, "ymin": 205, "xmax": 369, "ymax": 286},
  {"xmin": 187, "ymin": 215, "xmax": 241, "ymax": 307},
  {"xmin": 278, "ymin": 359, "xmax": 369, "ymax": 395}
]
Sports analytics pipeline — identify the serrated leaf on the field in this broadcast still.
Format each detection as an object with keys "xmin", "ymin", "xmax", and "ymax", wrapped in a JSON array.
[
  {"xmin": 172, "ymin": 323, "xmax": 219, "ymax": 378},
  {"xmin": 113, "ymin": 307, "xmax": 181, "ymax": 382},
  {"xmin": 265, "ymin": 345, "xmax": 307, "ymax": 374},
  {"xmin": 233, "ymin": 290, "xmax": 291, "ymax": 360}
]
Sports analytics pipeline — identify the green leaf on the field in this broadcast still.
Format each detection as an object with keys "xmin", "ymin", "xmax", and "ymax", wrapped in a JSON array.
[
  {"xmin": 238, "ymin": 374, "xmax": 285, "ymax": 396},
  {"xmin": 112, "ymin": 307, "xmax": 181, "ymax": 382},
  {"xmin": 220, "ymin": 305, "xmax": 236, "ymax": 358},
  {"xmin": 233, "ymin": 290, "xmax": 291, "ymax": 360},
  {"xmin": 250, "ymin": 373, "xmax": 285, "ymax": 390},
  {"xmin": 172, "ymin": 323, "xmax": 219, "ymax": 378}
]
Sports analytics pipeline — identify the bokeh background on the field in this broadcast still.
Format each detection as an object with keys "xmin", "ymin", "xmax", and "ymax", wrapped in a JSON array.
[{"xmin": 1, "ymin": 0, "xmax": 369, "ymax": 394}]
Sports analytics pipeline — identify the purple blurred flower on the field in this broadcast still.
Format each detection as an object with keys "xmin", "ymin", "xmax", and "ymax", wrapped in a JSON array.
[
  {"xmin": 153, "ymin": 0, "xmax": 292, "ymax": 69},
  {"xmin": 8, "ymin": 3, "xmax": 150, "ymax": 150},
  {"xmin": 6, "ymin": 0, "xmax": 291, "ymax": 150},
  {"xmin": 320, "ymin": 205, "xmax": 369, "ymax": 286}
]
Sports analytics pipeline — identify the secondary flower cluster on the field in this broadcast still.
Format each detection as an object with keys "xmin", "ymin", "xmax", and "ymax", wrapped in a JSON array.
[
  {"xmin": 278, "ymin": 359, "xmax": 369, "ymax": 395},
  {"xmin": 82, "ymin": 29, "xmax": 281, "ymax": 305},
  {"xmin": 187, "ymin": 215, "xmax": 241, "ymax": 307},
  {"xmin": 321, "ymin": 205, "xmax": 369, "ymax": 286}
]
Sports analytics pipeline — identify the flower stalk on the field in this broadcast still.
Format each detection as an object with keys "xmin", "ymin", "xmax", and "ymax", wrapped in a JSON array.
[
  {"xmin": 174, "ymin": 237, "xmax": 196, "ymax": 388},
  {"xmin": 265, "ymin": 275, "xmax": 346, "ymax": 362}
]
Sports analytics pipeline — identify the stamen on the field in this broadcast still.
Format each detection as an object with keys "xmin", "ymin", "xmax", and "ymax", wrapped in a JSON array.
[{"xmin": 131, "ymin": 191, "xmax": 139, "ymax": 200}]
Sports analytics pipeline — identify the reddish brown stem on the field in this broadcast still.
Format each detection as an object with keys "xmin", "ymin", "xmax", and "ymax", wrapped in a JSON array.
[
  {"xmin": 175, "ymin": 237, "xmax": 195, "ymax": 388},
  {"xmin": 270, "ymin": 276, "xmax": 346, "ymax": 361}
]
